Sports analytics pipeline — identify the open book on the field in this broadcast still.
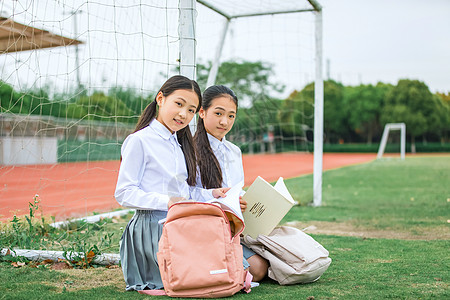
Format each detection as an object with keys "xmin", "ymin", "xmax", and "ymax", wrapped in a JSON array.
[
  {"xmin": 241, "ymin": 176, "xmax": 296, "ymax": 238},
  {"xmin": 205, "ymin": 176, "xmax": 296, "ymax": 238}
]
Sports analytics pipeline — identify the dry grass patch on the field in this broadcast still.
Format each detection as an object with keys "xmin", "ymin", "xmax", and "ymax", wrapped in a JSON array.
[
  {"xmin": 51, "ymin": 267, "xmax": 125, "ymax": 292},
  {"xmin": 286, "ymin": 220, "xmax": 450, "ymax": 240}
]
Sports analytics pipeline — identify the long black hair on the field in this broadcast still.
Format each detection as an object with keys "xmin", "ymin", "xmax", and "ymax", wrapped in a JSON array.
[
  {"xmin": 194, "ymin": 85, "xmax": 238, "ymax": 189},
  {"xmin": 134, "ymin": 75, "xmax": 201, "ymax": 186}
]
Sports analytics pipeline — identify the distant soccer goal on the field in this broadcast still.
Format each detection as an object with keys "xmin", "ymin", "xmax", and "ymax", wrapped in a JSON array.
[{"xmin": 377, "ymin": 123, "xmax": 406, "ymax": 160}]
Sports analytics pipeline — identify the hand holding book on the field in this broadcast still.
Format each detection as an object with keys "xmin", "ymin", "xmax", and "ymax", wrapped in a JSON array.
[
  {"xmin": 207, "ymin": 176, "xmax": 296, "ymax": 239},
  {"xmin": 242, "ymin": 176, "xmax": 296, "ymax": 238}
]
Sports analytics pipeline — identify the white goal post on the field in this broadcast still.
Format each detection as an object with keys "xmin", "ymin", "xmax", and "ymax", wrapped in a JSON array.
[
  {"xmin": 195, "ymin": 0, "xmax": 324, "ymax": 206},
  {"xmin": 377, "ymin": 123, "xmax": 406, "ymax": 160}
]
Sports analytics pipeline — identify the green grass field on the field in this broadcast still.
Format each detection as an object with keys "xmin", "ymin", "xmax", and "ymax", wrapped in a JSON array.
[
  {"xmin": 283, "ymin": 156, "xmax": 449, "ymax": 239},
  {"xmin": 1, "ymin": 156, "xmax": 449, "ymax": 299}
]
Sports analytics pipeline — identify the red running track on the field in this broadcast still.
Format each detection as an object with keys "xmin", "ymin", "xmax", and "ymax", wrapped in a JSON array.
[{"xmin": 0, "ymin": 153, "xmax": 376, "ymax": 222}]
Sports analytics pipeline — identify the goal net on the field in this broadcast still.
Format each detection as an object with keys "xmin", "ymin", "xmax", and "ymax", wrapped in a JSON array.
[
  {"xmin": 0, "ymin": 0, "xmax": 322, "ymax": 223},
  {"xmin": 196, "ymin": 0, "xmax": 318, "ymax": 154}
]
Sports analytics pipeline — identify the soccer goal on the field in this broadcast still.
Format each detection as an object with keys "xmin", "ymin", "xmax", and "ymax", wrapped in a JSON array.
[
  {"xmin": 377, "ymin": 123, "xmax": 406, "ymax": 160},
  {"xmin": 0, "ymin": 0, "xmax": 324, "ymax": 227},
  {"xmin": 195, "ymin": 0, "xmax": 324, "ymax": 206}
]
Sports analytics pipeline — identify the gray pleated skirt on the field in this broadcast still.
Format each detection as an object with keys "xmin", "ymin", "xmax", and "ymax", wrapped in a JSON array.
[
  {"xmin": 119, "ymin": 209, "xmax": 253, "ymax": 291},
  {"xmin": 120, "ymin": 210, "xmax": 167, "ymax": 291}
]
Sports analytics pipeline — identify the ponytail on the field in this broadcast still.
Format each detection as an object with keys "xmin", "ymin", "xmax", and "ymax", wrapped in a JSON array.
[
  {"xmin": 134, "ymin": 100, "xmax": 157, "ymax": 133},
  {"xmin": 194, "ymin": 85, "xmax": 238, "ymax": 189},
  {"xmin": 177, "ymin": 126, "xmax": 198, "ymax": 186},
  {"xmin": 194, "ymin": 117, "xmax": 223, "ymax": 189}
]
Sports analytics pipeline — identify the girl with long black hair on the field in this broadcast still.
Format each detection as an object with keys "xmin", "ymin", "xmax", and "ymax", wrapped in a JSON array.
[
  {"xmin": 194, "ymin": 85, "xmax": 269, "ymax": 282},
  {"xmin": 115, "ymin": 76, "xmax": 229, "ymax": 291}
]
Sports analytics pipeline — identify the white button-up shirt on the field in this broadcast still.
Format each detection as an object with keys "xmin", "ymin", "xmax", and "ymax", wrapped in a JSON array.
[
  {"xmin": 194, "ymin": 133, "xmax": 245, "ymax": 201},
  {"xmin": 115, "ymin": 119, "xmax": 191, "ymax": 211}
]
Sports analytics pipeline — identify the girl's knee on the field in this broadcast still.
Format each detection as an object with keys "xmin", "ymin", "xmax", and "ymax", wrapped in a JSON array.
[{"xmin": 248, "ymin": 255, "xmax": 269, "ymax": 282}]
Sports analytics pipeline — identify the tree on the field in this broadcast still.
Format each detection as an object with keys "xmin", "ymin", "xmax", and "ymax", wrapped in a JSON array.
[
  {"xmin": 196, "ymin": 60, "xmax": 285, "ymax": 106},
  {"xmin": 108, "ymin": 86, "xmax": 151, "ymax": 115},
  {"xmin": 437, "ymin": 92, "xmax": 450, "ymax": 105},
  {"xmin": 277, "ymin": 89, "xmax": 314, "ymax": 137},
  {"xmin": 26, "ymin": 88, "xmax": 52, "ymax": 116},
  {"xmin": 0, "ymin": 82, "xmax": 71, "ymax": 118},
  {"xmin": 278, "ymin": 80, "xmax": 346, "ymax": 143},
  {"xmin": 0, "ymin": 81, "xmax": 22, "ymax": 114},
  {"xmin": 66, "ymin": 92, "xmax": 134, "ymax": 123},
  {"xmin": 344, "ymin": 83, "xmax": 392, "ymax": 144},
  {"xmin": 232, "ymin": 98, "xmax": 282, "ymax": 136},
  {"xmin": 433, "ymin": 93, "xmax": 450, "ymax": 143},
  {"xmin": 381, "ymin": 79, "xmax": 436, "ymax": 152}
]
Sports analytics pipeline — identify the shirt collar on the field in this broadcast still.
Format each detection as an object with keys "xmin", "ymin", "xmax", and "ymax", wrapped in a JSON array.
[
  {"xmin": 207, "ymin": 133, "xmax": 229, "ymax": 152},
  {"xmin": 150, "ymin": 119, "xmax": 180, "ymax": 146}
]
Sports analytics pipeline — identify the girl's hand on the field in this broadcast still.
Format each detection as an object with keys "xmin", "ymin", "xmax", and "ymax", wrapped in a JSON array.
[
  {"xmin": 168, "ymin": 196, "xmax": 186, "ymax": 208},
  {"xmin": 239, "ymin": 196, "xmax": 247, "ymax": 212},
  {"xmin": 212, "ymin": 187, "xmax": 231, "ymax": 198}
]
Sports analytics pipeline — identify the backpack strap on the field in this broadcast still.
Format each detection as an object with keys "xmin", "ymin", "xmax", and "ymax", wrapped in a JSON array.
[
  {"xmin": 242, "ymin": 270, "xmax": 253, "ymax": 293},
  {"xmin": 138, "ymin": 289, "xmax": 166, "ymax": 296}
]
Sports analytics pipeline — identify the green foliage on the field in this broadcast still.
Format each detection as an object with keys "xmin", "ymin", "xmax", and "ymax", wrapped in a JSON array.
[
  {"xmin": 321, "ymin": 142, "xmax": 450, "ymax": 153},
  {"xmin": 322, "ymin": 81, "xmax": 348, "ymax": 143},
  {"xmin": 381, "ymin": 79, "xmax": 445, "ymax": 146},
  {"xmin": 278, "ymin": 89, "xmax": 314, "ymax": 137},
  {"xmin": 107, "ymin": 86, "xmax": 151, "ymax": 116},
  {"xmin": 66, "ymin": 92, "xmax": 135, "ymax": 123},
  {"xmin": 0, "ymin": 195, "xmax": 120, "ymax": 269},
  {"xmin": 0, "ymin": 81, "xmax": 25, "ymax": 114},
  {"xmin": 279, "ymin": 80, "xmax": 347, "ymax": 143},
  {"xmin": 1, "ymin": 195, "xmax": 56, "ymax": 250},
  {"xmin": 2, "ymin": 62, "xmax": 449, "ymax": 145},
  {"xmin": 231, "ymin": 97, "xmax": 283, "ymax": 139},
  {"xmin": 431, "ymin": 93, "xmax": 450, "ymax": 141},
  {"xmin": 197, "ymin": 59, "xmax": 285, "ymax": 106},
  {"xmin": 0, "ymin": 80, "xmax": 148, "ymax": 123},
  {"xmin": 0, "ymin": 81, "xmax": 67, "ymax": 117},
  {"xmin": 278, "ymin": 78, "xmax": 447, "ymax": 144},
  {"xmin": 344, "ymin": 82, "xmax": 393, "ymax": 144},
  {"xmin": 195, "ymin": 59, "xmax": 288, "ymax": 147}
]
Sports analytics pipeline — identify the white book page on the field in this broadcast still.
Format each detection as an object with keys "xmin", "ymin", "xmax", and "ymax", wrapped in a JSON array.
[
  {"xmin": 207, "ymin": 182, "xmax": 244, "ymax": 220},
  {"xmin": 273, "ymin": 177, "xmax": 296, "ymax": 204}
]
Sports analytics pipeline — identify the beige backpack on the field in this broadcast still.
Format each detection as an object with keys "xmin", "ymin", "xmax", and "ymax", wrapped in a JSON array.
[{"xmin": 242, "ymin": 226, "xmax": 331, "ymax": 285}]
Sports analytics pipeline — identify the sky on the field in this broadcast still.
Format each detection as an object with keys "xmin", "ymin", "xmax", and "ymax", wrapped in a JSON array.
[
  {"xmin": 1, "ymin": 0, "xmax": 449, "ymax": 96},
  {"xmin": 318, "ymin": 0, "xmax": 450, "ymax": 93},
  {"xmin": 195, "ymin": 0, "xmax": 450, "ymax": 96}
]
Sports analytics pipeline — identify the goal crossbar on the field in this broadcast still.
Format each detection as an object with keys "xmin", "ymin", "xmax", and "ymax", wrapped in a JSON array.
[{"xmin": 197, "ymin": 0, "xmax": 321, "ymax": 20}]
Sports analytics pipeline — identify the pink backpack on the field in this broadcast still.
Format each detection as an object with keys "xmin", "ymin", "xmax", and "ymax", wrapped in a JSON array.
[{"xmin": 140, "ymin": 202, "xmax": 251, "ymax": 298}]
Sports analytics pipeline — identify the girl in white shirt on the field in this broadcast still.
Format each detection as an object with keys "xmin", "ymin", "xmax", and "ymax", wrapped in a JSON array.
[
  {"xmin": 194, "ymin": 85, "xmax": 269, "ymax": 282},
  {"xmin": 115, "ymin": 76, "xmax": 228, "ymax": 291}
]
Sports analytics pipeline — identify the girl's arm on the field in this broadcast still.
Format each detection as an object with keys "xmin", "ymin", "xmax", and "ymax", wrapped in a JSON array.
[
  {"xmin": 115, "ymin": 184, "xmax": 171, "ymax": 210},
  {"xmin": 115, "ymin": 135, "xmax": 171, "ymax": 210},
  {"xmin": 189, "ymin": 184, "xmax": 230, "ymax": 201},
  {"xmin": 188, "ymin": 167, "xmax": 217, "ymax": 201}
]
